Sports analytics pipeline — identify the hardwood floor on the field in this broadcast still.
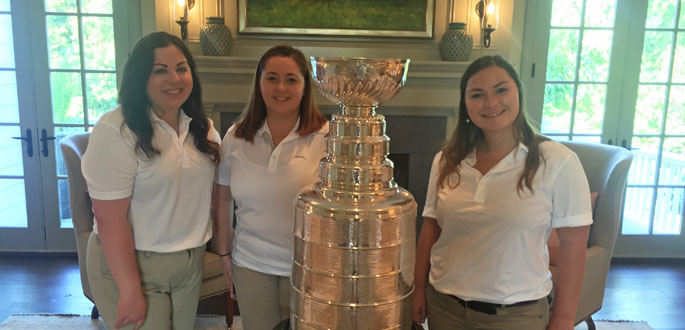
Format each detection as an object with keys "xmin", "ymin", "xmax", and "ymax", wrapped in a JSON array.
[
  {"xmin": 0, "ymin": 254, "xmax": 683, "ymax": 329},
  {"xmin": 593, "ymin": 259, "xmax": 685, "ymax": 330}
]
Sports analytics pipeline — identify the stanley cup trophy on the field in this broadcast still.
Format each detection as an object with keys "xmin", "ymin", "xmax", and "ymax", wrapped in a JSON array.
[{"xmin": 290, "ymin": 57, "xmax": 417, "ymax": 330}]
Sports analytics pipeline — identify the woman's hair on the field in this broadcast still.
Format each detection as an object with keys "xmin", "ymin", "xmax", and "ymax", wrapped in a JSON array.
[
  {"xmin": 233, "ymin": 45, "xmax": 326, "ymax": 142},
  {"xmin": 437, "ymin": 55, "xmax": 548, "ymax": 193},
  {"xmin": 118, "ymin": 31, "xmax": 220, "ymax": 165}
]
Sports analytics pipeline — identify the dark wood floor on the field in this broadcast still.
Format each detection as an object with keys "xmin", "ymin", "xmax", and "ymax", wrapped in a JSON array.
[{"xmin": 0, "ymin": 254, "xmax": 683, "ymax": 329}]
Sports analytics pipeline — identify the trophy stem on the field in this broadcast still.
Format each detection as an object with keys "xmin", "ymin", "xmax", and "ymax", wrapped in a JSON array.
[{"xmin": 342, "ymin": 105, "xmax": 376, "ymax": 118}]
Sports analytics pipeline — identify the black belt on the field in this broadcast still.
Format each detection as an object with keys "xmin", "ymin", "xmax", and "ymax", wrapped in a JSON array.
[{"xmin": 450, "ymin": 295, "xmax": 541, "ymax": 315}]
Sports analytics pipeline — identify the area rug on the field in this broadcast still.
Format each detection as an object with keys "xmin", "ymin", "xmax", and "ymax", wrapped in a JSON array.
[
  {"xmin": 0, "ymin": 314, "xmax": 242, "ymax": 330},
  {"xmin": 0, "ymin": 314, "xmax": 651, "ymax": 330},
  {"xmin": 575, "ymin": 320, "xmax": 653, "ymax": 330}
]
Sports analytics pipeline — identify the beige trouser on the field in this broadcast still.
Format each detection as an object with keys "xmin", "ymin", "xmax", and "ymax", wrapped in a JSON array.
[
  {"xmin": 86, "ymin": 233, "xmax": 205, "ymax": 330},
  {"xmin": 426, "ymin": 284, "xmax": 550, "ymax": 330},
  {"xmin": 232, "ymin": 264, "xmax": 290, "ymax": 330}
]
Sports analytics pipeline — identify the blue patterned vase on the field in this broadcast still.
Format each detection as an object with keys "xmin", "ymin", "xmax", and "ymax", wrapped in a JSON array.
[
  {"xmin": 440, "ymin": 22, "xmax": 473, "ymax": 61},
  {"xmin": 199, "ymin": 17, "xmax": 232, "ymax": 56}
]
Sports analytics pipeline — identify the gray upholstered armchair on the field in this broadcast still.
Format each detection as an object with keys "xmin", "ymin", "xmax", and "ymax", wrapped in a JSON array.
[
  {"xmin": 60, "ymin": 132, "xmax": 235, "ymax": 327},
  {"xmin": 60, "ymin": 132, "xmax": 99, "ymax": 319},
  {"xmin": 550, "ymin": 141, "xmax": 633, "ymax": 330}
]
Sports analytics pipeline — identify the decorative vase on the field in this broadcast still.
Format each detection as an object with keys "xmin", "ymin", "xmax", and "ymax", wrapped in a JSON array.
[
  {"xmin": 199, "ymin": 17, "xmax": 231, "ymax": 56},
  {"xmin": 440, "ymin": 22, "xmax": 473, "ymax": 61}
]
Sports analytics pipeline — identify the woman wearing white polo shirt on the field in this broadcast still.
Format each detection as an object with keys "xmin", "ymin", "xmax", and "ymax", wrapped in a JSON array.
[
  {"xmin": 413, "ymin": 56, "xmax": 592, "ymax": 330},
  {"xmin": 213, "ymin": 45, "xmax": 328, "ymax": 330},
  {"xmin": 82, "ymin": 32, "xmax": 220, "ymax": 330}
]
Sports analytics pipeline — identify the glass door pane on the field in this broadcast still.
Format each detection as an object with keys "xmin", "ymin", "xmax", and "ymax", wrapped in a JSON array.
[
  {"xmin": 541, "ymin": 0, "xmax": 617, "ymax": 143},
  {"xmin": 0, "ymin": 0, "xmax": 128, "ymax": 251},
  {"xmin": 0, "ymin": 5, "xmax": 27, "ymax": 230},
  {"xmin": 40, "ymin": 0, "xmax": 116, "ymax": 250},
  {"xmin": 623, "ymin": 0, "xmax": 684, "ymax": 237},
  {"xmin": 0, "ymin": 0, "xmax": 49, "ymax": 251}
]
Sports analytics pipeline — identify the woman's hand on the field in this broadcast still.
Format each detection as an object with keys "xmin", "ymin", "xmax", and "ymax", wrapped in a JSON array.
[
  {"xmin": 212, "ymin": 184, "xmax": 235, "ymax": 299},
  {"xmin": 546, "ymin": 315, "xmax": 574, "ymax": 330},
  {"xmin": 220, "ymin": 254, "xmax": 235, "ymax": 299},
  {"xmin": 413, "ymin": 217, "xmax": 441, "ymax": 327},
  {"xmin": 92, "ymin": 197, "xmax": 147, "ymax": 330},
  {"xmin": 114, "ymin": 287, "xmax": 147, "ymax": 330},
  {"xmin": 412, "ymin": 287, "xmax": 427, "ymax": 324}
]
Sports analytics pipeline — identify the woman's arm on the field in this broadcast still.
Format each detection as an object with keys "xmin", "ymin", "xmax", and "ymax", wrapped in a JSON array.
[
  {"xmin": 548, "ymin": 228, "xmax": 560, "ymax": 267},
  {"xmin": 547, "ymin": 225, "xmax": 589, "ymax": 330},
  {"xmin": 91, "ymin": 197, "xmax": 146, "ymax": 330},
  {"xmin": 212, "ymin": 183, "xmax": 235, "ymax": 299},
  {"xmin": 413, "ymin": 217, "xmax": 441, "ymax": 324}
]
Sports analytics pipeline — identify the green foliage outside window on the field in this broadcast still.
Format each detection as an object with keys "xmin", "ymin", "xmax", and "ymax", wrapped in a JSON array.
[
  {"xmin": 542, "ymin": 0, "xmax": 685, "ymax": 149},
  {"xmin": 45, "ymin": 5, "xmax": 117, "ymax": 125}
]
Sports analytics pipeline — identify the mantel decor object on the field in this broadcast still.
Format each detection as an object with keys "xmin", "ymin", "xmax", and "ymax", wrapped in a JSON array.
[
  {"xmin": 173, "ymin": 0, "xmax": 195, "ymax": 41},
  {"xmin": 290, "ymin": 57, "xmax": 417, "ymax": 329},
  {"xmin": 475, "ymin": 0, "xmax": 499, "ymax": 48},
  {"xmin": 199, "ymin": 16, "xmax": 232, "ymax": 56},
  {"xmin": 440, "ymin": 22, "xmax": 473, "ymax": 61}
]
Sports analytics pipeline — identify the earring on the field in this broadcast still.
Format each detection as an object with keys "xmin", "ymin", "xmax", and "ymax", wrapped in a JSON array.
[{"xmin": 465, "ymin": 118, "xmax": 471, "ymax": 123}]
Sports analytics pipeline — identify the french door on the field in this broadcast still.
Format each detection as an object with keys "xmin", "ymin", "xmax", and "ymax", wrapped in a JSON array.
[
  {"xmin": 522, "ymin": 0, "xmax": 685, "ymax": 257},
  {"xmin": 0, "ymin": 0, "xmax": 136, "ymax": 252}
]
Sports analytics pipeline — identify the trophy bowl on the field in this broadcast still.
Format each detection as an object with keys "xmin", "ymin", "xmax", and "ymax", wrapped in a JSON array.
[{"xmin": 310, "ymin": 57, "xmax": 410, "ymax": 109}]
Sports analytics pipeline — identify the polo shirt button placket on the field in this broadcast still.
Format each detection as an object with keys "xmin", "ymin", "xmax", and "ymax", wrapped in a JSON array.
[
  {"xmin": 474, "ymin": 176, "xmax": 488, "ymax": 202},
  {"xmin": 267, "ymin": 147, "xmax": 281, "ymax": 173}
]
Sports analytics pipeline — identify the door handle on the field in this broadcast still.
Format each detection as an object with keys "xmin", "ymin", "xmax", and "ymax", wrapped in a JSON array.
[
  {"xmin": 621, "ymin": 139, "xmax": 627, "ymax": 149},
  {"xmin": 607, "ymin": 139, "xmax": 613, "ymax": 145},
  {"xmin": 11, "ymin": 128, "xmax": 33, "ymax": 157},
  {"xmin": 40, "ymin": 128, "xmax": 56, "ymax": 157}
]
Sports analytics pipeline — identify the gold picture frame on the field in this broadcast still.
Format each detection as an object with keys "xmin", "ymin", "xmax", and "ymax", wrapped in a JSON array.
[{"xmin": 237, "ymin": 0, "xmax": 435, "ymax": 38}]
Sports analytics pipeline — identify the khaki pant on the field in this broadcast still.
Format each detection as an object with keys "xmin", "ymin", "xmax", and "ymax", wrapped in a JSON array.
[
  {"xmin": 426, "ymin": 284, "xmax": 549, "ymax": 330},
  {"xmin": 232, "ymin": 264, "xmax": 290, "ymax": 330},
  {"xmin": 86, "ymin": 233, "xmax": 205, "ymax": 330}
]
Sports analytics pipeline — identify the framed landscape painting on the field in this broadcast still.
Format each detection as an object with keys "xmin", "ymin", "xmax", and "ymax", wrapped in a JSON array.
[{"xmin": 238, "ymin": 0, "xmax": 435, "ymax": 38}]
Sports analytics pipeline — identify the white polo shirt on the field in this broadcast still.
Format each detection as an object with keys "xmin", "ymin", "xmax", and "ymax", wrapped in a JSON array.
[
  {"xmin": 216, "ymin": 119, "xmax": 328, "ymax": 276},
  {"xmin": 82, "ymin": 106, "xmax": 220, "ymax": 253},
  {"xmin": 423, "ymin": 140, "xmax": 592, "ymax": 304}
]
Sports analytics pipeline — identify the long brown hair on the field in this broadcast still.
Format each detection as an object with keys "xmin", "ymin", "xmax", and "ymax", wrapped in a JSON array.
[
  {"xmin": 233, "ymin": 45, "xmax": 326, "ymax": 142},
  {"xmin": 438, "ymin": 55, "xmax": 548, "ymax": 193},
  {"xmin": 119, "ymin": 32, "xmax": 220, "ymax": 165}
]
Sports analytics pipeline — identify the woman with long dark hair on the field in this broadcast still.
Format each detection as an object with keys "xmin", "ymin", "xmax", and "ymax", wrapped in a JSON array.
[
  {"xmin": 82, "ymin": 32, "xmax": 220, "ymax": 330},
  {"xmin": 413, "ymin": 55, "xmax": 591, "ymax": 330},
  {"xmin": 212, "ymin": 45, "xmax": 327, "ymax": 330}
]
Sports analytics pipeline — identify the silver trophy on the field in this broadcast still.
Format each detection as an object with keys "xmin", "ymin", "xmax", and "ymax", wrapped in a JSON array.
[{"xmin": 291, "ymin": 58, "xmax": 417, "ymax": 330}]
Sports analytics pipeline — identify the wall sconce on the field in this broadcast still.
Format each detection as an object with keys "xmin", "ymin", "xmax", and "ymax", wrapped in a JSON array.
[
  {"xmin": 475, "ymin": 0, "xmax": 499, "ymax": 48},
  {"xmin": 173, "ymin": 0, "xmax": 195, "ymax": 41}
]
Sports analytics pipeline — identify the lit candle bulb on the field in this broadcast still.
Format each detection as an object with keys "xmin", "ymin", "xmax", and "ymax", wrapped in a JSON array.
[{"xmin": 177, "ymin": 0, "xmax": 187, "ymax": 21}]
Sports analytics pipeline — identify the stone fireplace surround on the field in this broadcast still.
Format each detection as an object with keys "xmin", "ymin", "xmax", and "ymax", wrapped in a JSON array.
[{"xmin": 196, "ymin": 56, "xmax": 468, "ymax": 230}]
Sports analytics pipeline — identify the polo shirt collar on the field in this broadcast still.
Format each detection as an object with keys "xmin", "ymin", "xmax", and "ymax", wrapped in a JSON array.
[
  {"xmin": 464, "ymin": 141, "xmax": 529, "ymax": 173},
  {"xmin": 258, "ymin": 117, "xmax": 302, "ymax": 145},
  {"xmin": 149, "ymin": 108, "xmax": 192, "ymax": 139}
]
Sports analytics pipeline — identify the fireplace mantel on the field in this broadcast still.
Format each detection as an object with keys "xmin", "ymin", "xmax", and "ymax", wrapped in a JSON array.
[{"xmin": 196, "ymin": 56, "xmax": 468, "ymax": 135}]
